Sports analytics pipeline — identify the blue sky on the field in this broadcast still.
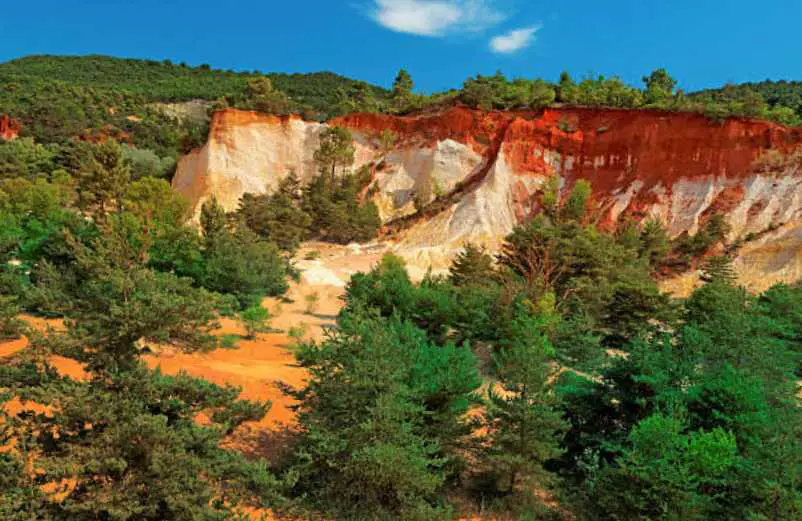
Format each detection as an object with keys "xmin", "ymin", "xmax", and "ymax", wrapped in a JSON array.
[{"xmin": 2, "ymin": 1, "xmax": 801, "ymax": 93}]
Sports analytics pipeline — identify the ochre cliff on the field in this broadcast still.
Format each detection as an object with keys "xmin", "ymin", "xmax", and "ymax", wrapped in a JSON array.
[
  {"xmin": 173, "ymin": 107, "xmax": 802, "ymax": 292},
  {"xmin": 0, "ymin": 115, "xmax": 20, "ymax": 141}
]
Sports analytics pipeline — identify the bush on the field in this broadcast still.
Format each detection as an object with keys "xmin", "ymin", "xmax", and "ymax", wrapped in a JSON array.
[
  {"xmin": 240, "ymin": 305, "xmax": 271, "ymax": 339},
  {"xmin": 304, "ymin": 292, "xmax": 320, "ymax": 315},
  {"xmin": 200, "ymin": 229, "xmax": 289, "ymax": 308},
  {"xmin": 0, "ymin": 295, "xmax": 25, "ymax": 339}
]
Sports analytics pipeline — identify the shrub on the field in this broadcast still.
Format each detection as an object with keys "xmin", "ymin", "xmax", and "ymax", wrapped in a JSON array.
[
  {"xmin": 240, "ymin": 305, "xmax": 271, "ymax": 339},
  {"xmin": 0, "ymin": 295, "xmax": 25, "ymax": 339},
  {"xmin": 304, "ymin": 292, "xmax": 320, "ymax": 315}
]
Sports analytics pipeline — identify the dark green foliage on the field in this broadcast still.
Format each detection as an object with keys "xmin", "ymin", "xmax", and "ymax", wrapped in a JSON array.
[
  {"xmin": 0, "ymin": 144, "xmax": 289, "ymax": 318},
  {"xmin": 643, "ymin": 68, "xmax": 678, "ymax": 105},
  {"xmin": 267, "ymin": 71, "xmax": 390, "ymax": 118},
  {"xmin": 3, "ymin": 54, "xmax": 802, "ymax": 521},
  {"xmin": 236, "ymin": 173, "xmax": 312, "ymax": 252},
  {"xmin": 558, "ymin": 277, "xmax": 802, "ymax": 521},
  {"xmin": 557, "ymin": 72, "xmax": 579, "ymax": 104},
  {"xmin": 755, "ymin": 283, "xmax": 802, "ymax": 375},
  {"xmin": 585, "ymin": 75, "xmax": 644, "ymax": 108},
  {"xmin": 683, "ymin": 281, "xmax": 798, "ymax": 387},
  {"xmin": 460, "ymin": 72, "xmax": 556, "ymax": 110},
  {"xmin": 0, "ymin": 137, "xmax": 59, "ymax": 180},
  {"xmin": 343, "ymin": 253, "xmax": 418, "ymax": 317},
  {"xmin": 240, "ymin": 305, "xmax": 271, "ymax": 339},
  {"xmin": 124, "ymin": 176, "xmax": 190, "ymax": 227},
  {"xmin": 197, "ymin": 201, "xmax": 290, "ymax": 307},
  {"xmin": 342, "ymin": 254, "xmax": 500, "ymax": 347},
  {"xmin": 601, "ymin": 264, "xmax": 674, "ymax": 345},
  {"xmin": 391, "ymin": 68, "xmax": 415, "ymax": 112},
  {"xmin": 0, "ymin": 295, "xmax": 25, "ymax": 339},
  {"xmin": 639, "ymin": 218, "xmax": 672, "ymax": 269},
  {"xmin": 498, "ymin": 213, "xmax": 669, "ymax": 347},
  {"xmin": 72, "ymin": 140, "xmax": 132, "ymax": 217},
  {"xmin": 314, "ymin": 126, "xmax": 356, "ymax": 182},
  {"xmin": 555, "ymin": 71, "xmax": 643, "ymax": 108},
  {"xmin": 1, "ymin": 361, "xmax": 278, "ymax": 520},
  {"xmin": 333, "ymin": 81, "xmax": 387, "ymax": 115},
  {"xmin": 0, "ymin": 363, "xmax": 50, "ymax": 519},
  {"xmin": 560, "ymin": 179, "xmax": 591, "ymax": 222},
  {"xmin": 238, "ymin": 170, "xmax": 381, "ymax": 248},
  {"xmin": 700, "ymin": 254, "xmax": 737, "ymax": 284},
  {"xmin": 0, "ymin": 94, "xmax": 302, "ymax": 519},
  {"xmin": 200, "ymin": 196, "xmax": 228, "ymax": 241},
  {"xmin": 337, "ymin": 220, "xmax": 680, "ymax": 518},
  {"xmin": 46, "ymin": 214, "xmax": 222, "ymax": 372},
  {"xmin": 692, "ymin": 80, "xmax": 802, "ymax": 125},
  {"xmin": 668, "ymin": 214, "xmax": 732, "ymax": 271},
  {"xmin": 483, "ymin": 309, "xmax": 565, "ymax": 494},
  {"xmin": 0, "ymin": 174, "xmax": 88, "ymax": 311},
  {"xmin": 200, "ymin": 227, "xmax": 289, "ymax": 308},
  {"xmin": 147, "ymin": 223, "xmax": 205, "ymax": 278},
  {"xmin": 594, "ymin": 414, "xmax": 738, "ymax": 521},
  {"xmin": 449, "ymin": 243, "xmax": 496, "ymax": 287},
  {"xmin": 237, "ymin": 77, "xmax": 294, "ymax": 114},
  {"xmin": 553, "ymin": 68, "xmax": 802, "ymax": 124},
  {"xmin": 1, "ymin": 55, "xmax": 251, "ymax": 102},
  {"xmin": 287, "ymin": 312, "xmax": 479, "ymax": 520},
  {"xmin": 351, "ymin": 182, "xmax": 670, "ymax": 360},
  {"xmin": 0, "ymin": 143, "xmax": 290, "ymax": 517},
  {"xmin": 300, "ymin": 168, "xmax": 380, "ymax": 245}
]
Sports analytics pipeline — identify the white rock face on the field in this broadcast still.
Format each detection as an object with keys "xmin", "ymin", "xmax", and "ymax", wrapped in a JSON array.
[
  {"xmin": 372, "ymin": 139, "xmax": 482, "ymax": 221},
  {"xmin": 174, "ymin": 112, "xmax": 329, "ymax": 217}
]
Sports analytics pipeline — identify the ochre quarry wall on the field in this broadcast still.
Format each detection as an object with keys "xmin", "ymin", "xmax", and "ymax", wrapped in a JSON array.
[
  {"xmin": 173, "ymin": 107, "xmax": 802, "ymax": 292},
  {"xmin": 0, "ymin": 115, "xmax": 20, "ymax": 141}
]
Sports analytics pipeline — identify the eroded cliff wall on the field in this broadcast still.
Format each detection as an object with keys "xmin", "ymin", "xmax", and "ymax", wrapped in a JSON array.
[{"xmin": 173, "ymin": 107, "xmax": 802, "ymax": 292}]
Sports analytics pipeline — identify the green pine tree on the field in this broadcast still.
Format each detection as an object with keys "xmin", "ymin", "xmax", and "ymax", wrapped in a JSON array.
[
  {"xmin": 449, "ymin": 243, "xmax": 496, "ymax": 287},
  {"xmin": 484, "ymin": 310, "xmax": 566, "ymax": 494}
]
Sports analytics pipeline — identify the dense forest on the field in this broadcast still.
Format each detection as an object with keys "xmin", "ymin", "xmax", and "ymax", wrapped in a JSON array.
[
  {"xmin": 0, "ymin": 54, "xmax": 801, "ymax": 520},
  {"xmin": 0, "ymin": 55, "xmax": 391, "ymax": 164}
]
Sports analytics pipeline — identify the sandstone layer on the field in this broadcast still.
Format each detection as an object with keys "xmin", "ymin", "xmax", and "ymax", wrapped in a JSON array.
[
  {"xmin": 173, "ymin": 107, "xmax": 802, "ymax": 293},
  {"xmin": 0, "ymin": 115, "xmax": 20, "ymax": 141}
]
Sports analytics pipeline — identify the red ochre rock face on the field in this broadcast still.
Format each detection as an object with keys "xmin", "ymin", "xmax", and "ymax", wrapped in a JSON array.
[
  {"xmin": 175, "ymin": 107, "xmax": 802, "ymax": 292},
  {"xmin": 337, "ymin": 106, "xmax": 802, "ymax": 217},
  {"xmin": 0, "ymin": 115, "xmax": 20, "ymax": 141}
]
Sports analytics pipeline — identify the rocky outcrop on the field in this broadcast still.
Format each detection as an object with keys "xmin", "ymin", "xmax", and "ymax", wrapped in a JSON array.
[
  {"xmin": 174, "ymin": 111, "xmax": 327, "ymax": 213},
  {"xmin": 173, "ymin": 107, "xmax": 802, "ymax": 293},
  {"xmin": 0, "ymin": 115, "xmax": 20, "ymax": 141}
]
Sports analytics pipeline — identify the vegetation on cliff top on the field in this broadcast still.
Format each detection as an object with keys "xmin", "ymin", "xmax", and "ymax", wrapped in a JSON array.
[
  {"xmin": 0, "ymin": 55, "xmax": 390, "ymax": 165},
  {"xmin": 2, "ymin": 55, "xmax": 801, "ymax": 166}
]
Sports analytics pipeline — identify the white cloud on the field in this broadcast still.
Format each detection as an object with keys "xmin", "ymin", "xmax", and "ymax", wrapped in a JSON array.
[
  {"xmin": 370, "ymin": 0, "xmax": 505, "ymax": 37},
  {"xmin": 489, "ymin": 25, "xmax": 539, "ymax": 53}
]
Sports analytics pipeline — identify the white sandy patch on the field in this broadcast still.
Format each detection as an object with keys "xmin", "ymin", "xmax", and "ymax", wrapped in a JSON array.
[{"xmin": 298, "ymin": 262, "xmax": 348, "ymax": 287}]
